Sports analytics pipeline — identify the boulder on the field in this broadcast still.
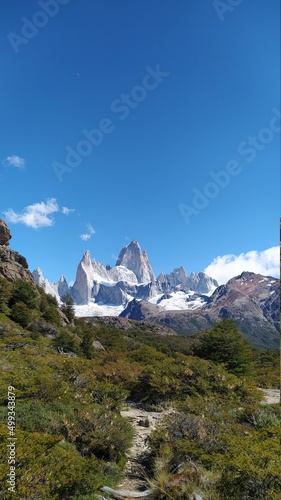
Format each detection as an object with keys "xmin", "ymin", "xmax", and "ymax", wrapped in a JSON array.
[
  {"xmin": 138, "ymin": 417, "xmax": 151, "ymax": 428},
  {"xmin": 92, "ymin": 340, "xmax": 105, "ymax": 351}
]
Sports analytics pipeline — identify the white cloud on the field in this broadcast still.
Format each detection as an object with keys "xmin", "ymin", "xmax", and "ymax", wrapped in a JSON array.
[
  {"xmin": 62, "ymin": 206, "xmax": 75, "ymax": 215},
  {"xmin": 80, "ymin": 224, "xmax": 95, "ymax": 241},
  {"xmin": 3, "ymin": 198, "xmax": 74, "ymax": 230},
  {"xmin": 2, "ymin": 155, "xmax": 25, "ymax": 168},
  {"xmin": 204, "ymin": 246, "xmax": 280, "ymax": 285}
]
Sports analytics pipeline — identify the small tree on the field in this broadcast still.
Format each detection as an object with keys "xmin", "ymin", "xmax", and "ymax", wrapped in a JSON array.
[
  {"xmin": 61, "ymin": 293, "xmax": 75, "ymax": 323},
  {"xmin": 10, "ymin": 302, "xmax": 32, "ymax": 327},
  {"xmin": 9, "ymin": 279, "xmax": 38, "ymax": 309},
  {"xmin": 81, "ymin": 330, "xmax": 96, "ymax": 359},
  {"xmin": 193, "ymin": 319, "xmax": 253, "ymax": 376},
  {"xmin": 42, "ymin": 306, "xmax": 61, "ymax": 326}
]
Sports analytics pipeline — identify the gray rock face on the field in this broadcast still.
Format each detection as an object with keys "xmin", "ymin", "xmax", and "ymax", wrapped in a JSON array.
[
  {"xmin": 116, "ymin": 241, "xmax": 155, "ymax": 284},
  {"xmin": 57, "ymin": 275, "xmax": 69, "ymax": 299},
  {"xmin": 0, "ymin": 219, "xmax": 12, "ymax": 246},
  {"xmin": 120, "ymin": 299, "xmax": 158, "ymax": 321},
  {"xmin": 157, "ymin": 268, "xmax": 218, "ymax": 295},
  {"xmin": 188, "ymin": 272, "xmax": 218, "ymax": 294},
  {"xmin": 71, "ymin": 251, "xmax": 93, "ymax": 304},
  {"xmin": 157, "ymin": 267, "xmax": 187, "ymax": 292},
  {"xmin": 95, "ymin": 283, "xmax": 128, "ymax": 306}
]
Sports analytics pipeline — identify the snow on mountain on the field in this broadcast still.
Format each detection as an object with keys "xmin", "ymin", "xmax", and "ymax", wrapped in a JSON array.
[
  {"xmin": 74, "ymin": 302, "xmax": 125, "ymax": 318},
  {"xmin": 33, "ymin": 240, "xmax": 219, "ymax": 315},
  {"xmin": 108, "ymin": 265, "xmax": 138, "ymax": 284},
  {"xmin": 149, "ymin": 290, "xmax": 208, "ymax": 311}
]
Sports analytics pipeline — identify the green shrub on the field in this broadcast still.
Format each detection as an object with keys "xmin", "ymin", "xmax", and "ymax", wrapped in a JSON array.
[
  {"xmin": 193, "ymin": 319, "xmax": 253, "ymax": 376},
  {"xmin": 9, "ymin": 279, "xmax": 38, "ymax": 309},
  {"xmin": 217, "ymin": 428, "xmax": 281, "ymax": 499},
  {"xmin": 53, "ymin": 329, "xmax": 82, "ymax": 355},
  {"xmin": 72, "ymin": 408, "xmax": 134, "ymax": 463},
  {"xmin": 10, "ymin": 301, "xmax": 32, "ymax": 327},
  {"xmin": 42, "ymin": 306, "xmax": 61, "ymax": 325}
]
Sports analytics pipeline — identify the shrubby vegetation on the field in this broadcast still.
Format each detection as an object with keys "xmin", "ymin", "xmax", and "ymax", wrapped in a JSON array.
[{"xmin": 0, "ymin": 276, "xmax": 279, "ymax": 499}]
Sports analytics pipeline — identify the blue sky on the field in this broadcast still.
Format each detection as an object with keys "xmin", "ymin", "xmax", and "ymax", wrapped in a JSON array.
[{"xmin": 1, "ymin": 0, "xmax": 280, "ymax": 284}]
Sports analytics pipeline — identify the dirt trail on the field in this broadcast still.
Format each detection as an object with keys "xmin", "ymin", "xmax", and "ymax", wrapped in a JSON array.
[
  {"xmin": 105, "ymin": 389, "xmax": 280, "ymax": 498},
  {"xmin": 117, "ymin": 403, "xmax": 172, "ymax": 492}
]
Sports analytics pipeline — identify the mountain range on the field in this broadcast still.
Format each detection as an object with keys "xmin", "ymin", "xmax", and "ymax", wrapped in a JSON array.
[
  {"xmin": 31, "ymin": 239, "xmax": 280, "ymax": 348},
  {"xmin": 32, "ymin": 240, "xmax": 219, "ymax": 311}
]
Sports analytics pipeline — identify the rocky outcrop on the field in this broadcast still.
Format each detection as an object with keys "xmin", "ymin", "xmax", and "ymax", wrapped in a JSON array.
[
  {"xmin": 120, "ymin": 299, "xmax": 158, "ymax": 321},
  {"xmin": 0, "ymin": 219, "xmax": 11, "ymax": 246},
  {"xmin": 0, "ymin": 247, "xmax": 34, "ymax": 284},
  {"xmin": 0, "ymin": 220, "xmax": 35, "ymax": 284}
]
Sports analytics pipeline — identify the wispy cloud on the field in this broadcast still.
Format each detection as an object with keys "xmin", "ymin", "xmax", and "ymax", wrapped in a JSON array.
[
  {"xmin": 204, "ymin": 246, "xmax": 280, "ymax": 285},
  {"xmin": 2, "ymin": 155, "xmax": 25, "ymax": 168},
  {"xmin": 80, "ymin": 224, "xmax": 95, "ymax": 241},
  {"xmin": 62, "ymin": 206, "xmax": 75, "ymax": 215},
  {"xmin": 3, "ymin": 198, "xmax": 74, "ymax": 229}
]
